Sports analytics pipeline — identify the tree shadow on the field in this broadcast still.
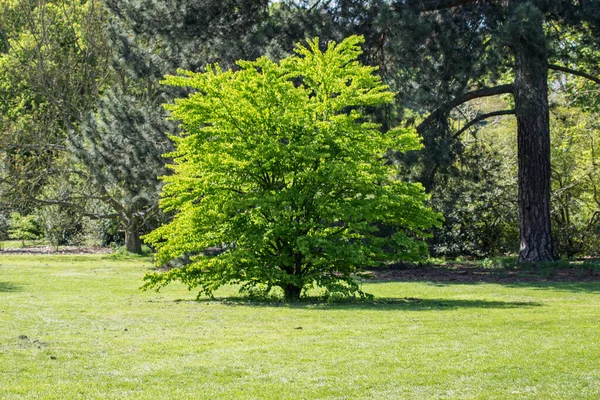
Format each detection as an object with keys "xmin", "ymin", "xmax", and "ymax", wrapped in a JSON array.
[
  {"xmin": 504, "ymin": 281, "xmax": 600, "ymax": 294},
  {"xmin": 366, "ymin": 265, "xmax": 600, "ymax": 294},
  {"xmin": 0, "ymin": 282, "xmax": 21, "ymax": 293},
  {"xmin": 396, "ymin": 280, "xmax": 600, "ymax": 294},
  {"xmin": 183, "ymin": 296, "xmax": 542, "ymax": 311}
]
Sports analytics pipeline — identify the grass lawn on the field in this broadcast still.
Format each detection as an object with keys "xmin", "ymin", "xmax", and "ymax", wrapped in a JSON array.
[
  {"xmin": 1, "ymin": 254, "xmax": 599, "ymax": 399},
  {"xmin": 0, "ymin": 241, "xmax": 47, "ymax": 249}
]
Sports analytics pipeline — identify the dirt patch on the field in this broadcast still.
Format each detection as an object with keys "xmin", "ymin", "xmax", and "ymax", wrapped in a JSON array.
[
  {"xmin": 368, "ymin": 264, "xmax": 600, "ymax": 283},
  {"xmin": 0, "ymin": 246, "xmax": 113, "ymax": 255}
]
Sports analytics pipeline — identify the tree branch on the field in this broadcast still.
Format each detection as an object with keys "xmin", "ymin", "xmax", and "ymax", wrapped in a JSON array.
[
  {"xmin": 417, "ymin": 83, "xmax": 514, "ymax": 133},
  {"xmin": 32, "ymin": 199, "xmax": 119, "ymax": 220},
  {"xmin": 446, "ymin": 84, "xmax": 515, "ymax": 109},
  {"xmin": 406, "ymin": 0, "xmax": 479, "ymax": 12},
  {"xmin": 549, "ymin": 64, "xmax": 600, "ymax": 86},
  {"xmin": 454, "ymin": 109, "xmax": 515, "ymax": 138},
  {"xmin": 0, "ymin": 25, "xmax": 9, "ymax": 53}
]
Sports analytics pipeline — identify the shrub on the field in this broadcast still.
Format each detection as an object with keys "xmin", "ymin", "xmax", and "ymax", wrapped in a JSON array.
[{"xmin": 8, "ymin": 212, "xmax": 43, "ymax": 245}]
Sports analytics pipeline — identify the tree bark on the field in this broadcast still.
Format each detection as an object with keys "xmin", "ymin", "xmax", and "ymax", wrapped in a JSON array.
[
  {"xmin": 283, "ymin": 284, "xmax": 302, "ymax": 301},
  {"xmin": 511, "ymin": 3, "xmax": 555, "ymax": 262},
  {"xmin": 125, "ymin": 223, "xmax": 142, "ymax": 254}
]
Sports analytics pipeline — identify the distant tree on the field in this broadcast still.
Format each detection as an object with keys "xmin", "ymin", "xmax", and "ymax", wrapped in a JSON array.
[
  {"xmin": 0, "ymin": 0, "xmax": 179, "ymax": 252},
  {"xmin": 0, "ymin": 0, "xmax": 111, "ymax": 215},
  {"xmin": 143, "ymin": 36, "xmax": 441, "ymax": 300},
  {"xmin": 548, "ymin": 102, "xmax": 600, "ymax": 257},
  {"xmin": 8, "ymin": 212, "xmax": 42, "ymax": 245},
  {"xmin": 71, "ymin": 89, "xmax": 175, "ymax": 253}
]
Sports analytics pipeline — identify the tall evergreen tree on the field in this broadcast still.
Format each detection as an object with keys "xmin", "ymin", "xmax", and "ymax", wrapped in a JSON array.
[
  {"xmin": 103, "ymin": 0, "xmax": 270, "ymax": 72},
  {"xmin": 88, "ymin": 0, "xmax": 273, "ymax": 252},
  {"xmin": 71, "ymin": 88, "xmax": 174, "ymax": 253},
  {"xmin": 403, "ymin": 0, "xmax": 600, "ymax": 262}
]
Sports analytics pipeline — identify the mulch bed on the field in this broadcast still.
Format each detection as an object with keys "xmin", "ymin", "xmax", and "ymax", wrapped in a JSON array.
[
  {"xmin": 0, "ymin": 246, "xmax": 113, "ymax": 255},
  {"xmin": 1, "ymin": 246, "xmax": 598, "ymax": 283},
  {"xmin": 369, "ymin": 264, "xmax": 600, "ymax": 283}
]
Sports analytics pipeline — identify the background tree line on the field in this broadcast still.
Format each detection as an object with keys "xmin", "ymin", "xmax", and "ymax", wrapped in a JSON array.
[{"xmin": 1, "ymin": 0, "xmax": 600, "ymax": 262}]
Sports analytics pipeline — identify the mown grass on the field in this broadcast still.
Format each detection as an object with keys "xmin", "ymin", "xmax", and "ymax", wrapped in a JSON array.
[
  {"xmin": 0, "ymin": 254, "xmax": 599, "ymax": 399},
  {"xmin": 0, "ymin": 240, "xmax": 48, "ymax": 249}
]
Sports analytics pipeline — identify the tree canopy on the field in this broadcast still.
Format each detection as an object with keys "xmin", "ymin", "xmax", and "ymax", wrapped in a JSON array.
[
  {"xmin": 2, "ymin": 0, "xmax": 600, "ymax": 268},
  {"xmin": 143, "ymin": 36, "xmax": 441, "ymax": 300}
]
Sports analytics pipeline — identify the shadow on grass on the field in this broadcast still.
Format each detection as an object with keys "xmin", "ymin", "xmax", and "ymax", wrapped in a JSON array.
[
  {"xmin": 504, "ymin": 281, "xmax": 600, "ymax": 294},
  {"xmin": 402, "ymin": 280, "xmax": 600, "ymax": 294},
  {"xmin": 0, "ymin": 282, "xmax": 21, "ymax": 293},
  {"xmin": 366, "ymin": 264, "xmax": 600, "ymax": 294},
  {"xmin": 186, "ymin": 297, "xmax": 542, "ymax": 311}
]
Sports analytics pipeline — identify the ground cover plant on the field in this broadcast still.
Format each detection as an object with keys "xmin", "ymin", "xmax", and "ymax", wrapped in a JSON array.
[{"xmin": 1, "ymin": 254, "xmax": 599, "ymax": 399}]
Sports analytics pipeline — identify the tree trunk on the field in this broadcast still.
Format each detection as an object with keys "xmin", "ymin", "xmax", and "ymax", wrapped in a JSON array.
[
  {"xmin": 511, "ymin": 3, "xmax": 555, "ymax": 262},
  {"xmin": 283, "ymin": 284, "xmax": 302, "ymax": 301},
  {"xmin": 125, "ymin": 223, "xmax": 142, "ymax": 254}
]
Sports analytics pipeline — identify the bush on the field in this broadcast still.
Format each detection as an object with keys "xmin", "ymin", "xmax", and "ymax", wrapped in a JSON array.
[
  {"xmin": 8, "ymin": 212, "xmax": 43, "ymax": 244},
  {"xmin": 109, "ymin": 245, "xmax": 153, "ymax": 258},
  {"xmin": 428, "ymin": 145, "xmax": 519, "ymax": 258},
  {"xmin": 36, "ymin": 205, "xmax": 82, "ymax": 248}
]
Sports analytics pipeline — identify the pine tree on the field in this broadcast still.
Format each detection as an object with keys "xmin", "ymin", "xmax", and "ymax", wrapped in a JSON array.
[
  {"xmin": 302, "ymin": 0, "xmax": 600, "ymax": 262},
  {"xmin": 400, "ymin": 0, "xmax": 600, "ymax": 262},
  {"xmin": 103, "ymin": 0, "xmax": 270, "ymax": 72},
  {"xmin": 71, "ymin": 89, "xmax": 175, "ymax": 253},
  {"xmin": 85, "ymin": 0, "xmax": 273, "ymax": 252}
]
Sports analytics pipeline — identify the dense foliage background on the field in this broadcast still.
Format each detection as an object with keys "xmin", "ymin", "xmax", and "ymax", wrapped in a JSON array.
[{"xmin": 1, "ymin": 0, "xmax": 600, "ymax": 272}]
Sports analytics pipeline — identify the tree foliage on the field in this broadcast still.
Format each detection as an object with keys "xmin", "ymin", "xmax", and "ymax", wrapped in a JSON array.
[
  {"xmin": 0, "ymin": 0, "xmax": 111, "ymax": 217},
  {"xmin": 549, "ymin": 101, "xmax": 600, "ymax": 257},
  {"xmin": 7, "ymin": 212, "xmax": 42, "ymax": 244},
  {"xmin": 71, "ymin": 88, "xmax": 175, "ymax": 252},
  {"xmin": 103, "ymin": 0, "xmax": 269, "ymax": 72},
  {"xmin": 143, "ymin": 36, "xmax": 441, "ymax": 300}
]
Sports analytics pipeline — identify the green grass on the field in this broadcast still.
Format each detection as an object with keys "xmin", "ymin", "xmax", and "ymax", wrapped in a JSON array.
[
  {"xmin": 0, "ymin": 240, "xmax": 47, "ymax": 249},
  {"xmin": 1, "ymin": 254, "xmax": 599, "ymax": 399}
]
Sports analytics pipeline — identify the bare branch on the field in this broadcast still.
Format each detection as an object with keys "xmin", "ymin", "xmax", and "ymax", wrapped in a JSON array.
[
  {"xmin": 417, "ymin": 83, "xmax": 514, "ymax": 133},
  {"xmin": 549, "ymin": 64, "xmax": 600, "ymax": 86},
  {"xmin": 453, "ymin": 109, "xmax": 515, "ymax": 138},
  {"xmin": 406, "ymin": 0, "xmax": 479, "ymax": 12}
]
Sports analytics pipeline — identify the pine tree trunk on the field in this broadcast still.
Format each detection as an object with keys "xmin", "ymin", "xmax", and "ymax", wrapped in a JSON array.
[
  {"xmin": 511, "ymin": 3, "xmax": 555, "ymax": 263},
  {"xmin": 125, "ymin": 223, "xmax": 142, "ymax": 254}
]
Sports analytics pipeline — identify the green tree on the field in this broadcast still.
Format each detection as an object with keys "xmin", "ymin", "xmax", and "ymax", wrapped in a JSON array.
[
  {"xmin": 1, "ymin": 0, "xmax": 176, "ymax": 252},
  {"xmin": 71, "ymin": 88, "xmax": 175, "ymax": 253},
  {"xmin": 143, "ymin": 36, "xmax": 441, "ymax": 300},
  {"xmin": 386, "ymin": 1, "xmax": 600, "ymax": 262},
  {"xmin": 549, "ymin": 102, "xmax": 600, "ymax": 257},
  {"xmin": 0, "ymin": 0, "xmax": 111, "ymax": 218},
  {"xmin": 7, "ymin": 212, "xmax": 42, "ymax": 245}
]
